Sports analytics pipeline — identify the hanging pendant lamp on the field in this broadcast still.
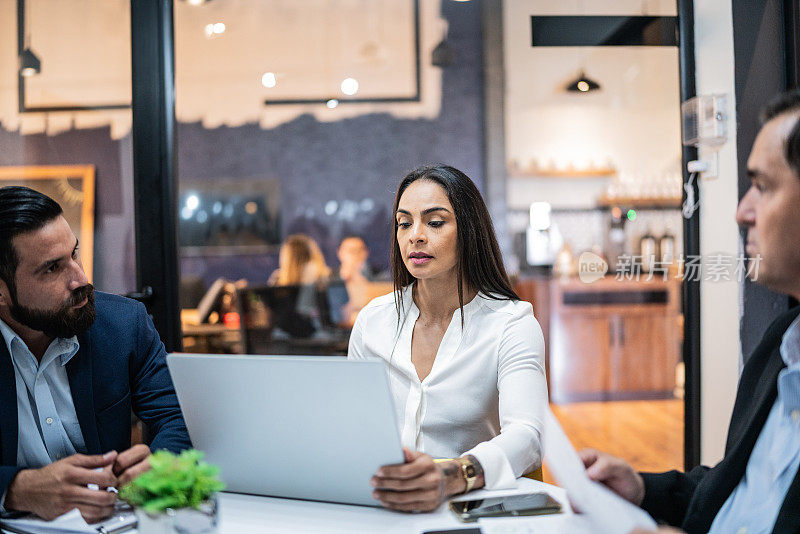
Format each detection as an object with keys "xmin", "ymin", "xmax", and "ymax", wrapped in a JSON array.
[
  {"xmin": 19, "ymin": 48, "xmax": 41, "ymax": 77},
  {"xmin": 566, "ymin": 71, "xmax": 600, "ymax": 93}
]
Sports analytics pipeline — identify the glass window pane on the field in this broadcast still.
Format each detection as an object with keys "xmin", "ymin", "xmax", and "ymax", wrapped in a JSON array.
[
  {"xmin": 504, "ymin": 0, "xmax": 684, "ymax": 476},
  {"xmin": 0, "ymin": 0, "xmax": 136, "ymax": 295},
  {"xmin": 174, "ymin": 0, "xmax": 485, "ymax": 354}
]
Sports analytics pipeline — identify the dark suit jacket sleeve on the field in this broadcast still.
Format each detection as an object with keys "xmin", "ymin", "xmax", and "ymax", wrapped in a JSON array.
[
  {"xmin": 130, "ymin": 301, "xmax": 192, "ymax": 453},
  {"xmin": 0, "ymin": 467, "xmax": 21, "ymax": 503},
  {"xmin": 640, "ymin": 466, "xmax": 710, "ymax": 526}
]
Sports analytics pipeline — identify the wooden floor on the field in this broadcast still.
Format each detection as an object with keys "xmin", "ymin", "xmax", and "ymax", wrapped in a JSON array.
[{"xmin": 544, "ymin": 399, "xmax": 683, "ymax": 483}]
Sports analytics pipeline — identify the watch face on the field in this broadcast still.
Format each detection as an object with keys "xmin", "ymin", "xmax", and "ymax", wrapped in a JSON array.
[{"xmin": 465, "ymin": 465, "xmax": 476, "ymax": 478}]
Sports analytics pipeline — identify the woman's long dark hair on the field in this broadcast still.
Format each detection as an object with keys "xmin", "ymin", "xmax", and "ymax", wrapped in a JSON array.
[{"xmin": 390, "ymin": 164, "xmax": 519, "ymax": 323}]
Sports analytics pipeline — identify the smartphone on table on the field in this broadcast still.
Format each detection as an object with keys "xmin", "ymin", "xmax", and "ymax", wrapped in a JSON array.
[{"xmin": 449, "ymin": 492, "xmax": 562, "ymax": 522}]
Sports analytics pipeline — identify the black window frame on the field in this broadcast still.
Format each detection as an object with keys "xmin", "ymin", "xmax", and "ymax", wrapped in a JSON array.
[{"xmin": 125, "ymin": 0, "xmax": 702, "ymax": 469}]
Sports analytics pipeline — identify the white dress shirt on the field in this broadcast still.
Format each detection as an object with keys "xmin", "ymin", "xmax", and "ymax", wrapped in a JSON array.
[
  {"xmin": 0, "ymin": 317, "xmax": 87, "ymax": 512},
  {"xmin": 0, "ymin": 318, "xmax": 86, "ymax": 468},
  {"xmin": 347, "ymin": 286, "xmax": 547, "ymax": 489}
]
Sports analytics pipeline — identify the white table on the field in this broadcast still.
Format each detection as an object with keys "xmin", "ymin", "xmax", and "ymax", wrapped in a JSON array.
[
  {"xmin": 1, "ymin": 479, "xmax": 595, "ymax": 534},
  {"xmin": 215, "ymin": 478, "xmax": 594, "ymax": 533}
]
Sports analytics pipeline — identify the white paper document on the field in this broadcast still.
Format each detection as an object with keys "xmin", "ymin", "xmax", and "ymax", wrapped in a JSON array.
[
  {"xmin": 543, "ymin": 409, "xmax": 657, "ymax": 534},
  {"xmin": 1, "ymin": 506, "xmax": 136, "ymax": 534},
  {"xmin": 479, "ymin": 515, "xmax": 596, "ymax": 534},
  {"xmin": 1, "ymin": 509, "xmax": 97, "ymax": 534}
]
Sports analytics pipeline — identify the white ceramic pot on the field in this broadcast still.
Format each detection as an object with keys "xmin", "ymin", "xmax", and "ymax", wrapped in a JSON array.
[{"xmin": 134, "ymin": 495, "xmax": 218, "ymax": 534}]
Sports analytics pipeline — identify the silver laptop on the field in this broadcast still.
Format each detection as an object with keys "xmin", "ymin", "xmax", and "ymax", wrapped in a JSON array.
[{"xmin": 166, "ymin": 353, "xmax": 403, "ymax": 506}]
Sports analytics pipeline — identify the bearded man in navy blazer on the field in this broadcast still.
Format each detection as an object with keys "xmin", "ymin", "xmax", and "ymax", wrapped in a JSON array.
[
  {"xmin": 580, "ymin": 92, "xmax": 800, "ymax": 534},
  {"xmin": 0, "ymin": 186, "xmax": 191, "ymax": 523}
]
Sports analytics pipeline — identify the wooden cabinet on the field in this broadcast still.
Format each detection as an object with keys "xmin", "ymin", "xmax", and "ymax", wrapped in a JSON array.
[
  {"xmin": 608, "ymin": 310, "xmax": 677, "ymax": 395},
  {"xmin": 547, "ymin": 277, "xmax": 680, "ymax": 404},
  {"xmin": 550, "ymin": 312, "xmax": 611, "ymax": 399}
]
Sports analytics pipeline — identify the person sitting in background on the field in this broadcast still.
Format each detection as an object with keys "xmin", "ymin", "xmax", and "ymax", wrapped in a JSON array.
[
  {"xmin": 0, "ymin": 186, "xmax": 191, "ymax": 523},
  {"xmin": 348, "ymin": 164, "xmax": 547, "ymax": 512},
  {"xmin": 583, "ymin": 90, "xmax": 800, "ymax": 534},
  {"xmin": 335, "ymin": 236, "xmax": 373, "ymax": 327},
  {"xmin": 336, "ymin": 235, "xmax": 373, "ymax": 283},
  {"xmin": 268, "ymin": 234, "xmax": 331, "ymax": 286}
]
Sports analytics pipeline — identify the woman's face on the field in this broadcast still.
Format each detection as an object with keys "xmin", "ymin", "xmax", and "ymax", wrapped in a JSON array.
[{"xmin": 395, "ymin": 179, "xmax": 458, "ymax": 284}]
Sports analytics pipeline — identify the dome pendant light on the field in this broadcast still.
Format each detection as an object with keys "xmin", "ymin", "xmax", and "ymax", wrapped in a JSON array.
[
  {"xmin": 19, "ymin": 48, "xmax": 41, "ymax": 77},
  {"xmin": 19, "ymin": 9, "xmax": 41, "ymax": 78},
  {"xmin": 566, "ymin": 71, "xmax": 600, "ymax": 93}
]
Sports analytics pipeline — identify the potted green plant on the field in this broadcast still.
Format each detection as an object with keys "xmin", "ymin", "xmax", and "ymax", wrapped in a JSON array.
[{"xmin": 120, "ymin": 449, "xmax": 225, "ymax": 534}]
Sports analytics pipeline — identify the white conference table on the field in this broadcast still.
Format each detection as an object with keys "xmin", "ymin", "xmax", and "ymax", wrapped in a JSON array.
[
  {"xmin": 210, "ymin": 478, "xmax": 594, "ymax": 533},
  {"xmin": 0, "ymin": 479, "xmax": 596, "ymax": 534}
]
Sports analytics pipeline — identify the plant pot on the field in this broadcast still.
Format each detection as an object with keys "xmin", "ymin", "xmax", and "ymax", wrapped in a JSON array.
[{"xmin": 134, "ymin": 495, "xmax": 218, "ymax": 534}]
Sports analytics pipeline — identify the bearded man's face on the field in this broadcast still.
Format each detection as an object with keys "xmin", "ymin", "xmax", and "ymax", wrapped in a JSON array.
[{"xmin": 0, "ymin": 216, "xmax": 95, "ymax": 338}]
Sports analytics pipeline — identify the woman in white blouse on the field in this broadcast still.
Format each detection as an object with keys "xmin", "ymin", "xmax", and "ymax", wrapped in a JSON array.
[{"xmin": 348, "ymin": 164, "xmax": 547, "ymax": 512}]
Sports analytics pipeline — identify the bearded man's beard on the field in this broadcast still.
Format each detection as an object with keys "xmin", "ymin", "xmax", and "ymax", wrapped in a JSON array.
[{"xmin": 8, "ymin": 284, "xmax": 96, "ymax": 339}]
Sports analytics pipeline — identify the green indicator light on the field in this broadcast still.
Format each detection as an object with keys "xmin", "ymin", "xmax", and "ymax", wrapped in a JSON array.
[{"xmin": 627, "ymin": 209, "xmax": 637, "ymax": 221}]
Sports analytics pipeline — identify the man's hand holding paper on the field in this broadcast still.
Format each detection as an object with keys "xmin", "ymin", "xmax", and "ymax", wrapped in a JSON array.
[
  {"xmin": 578, "ymin": 448, "xmax": 645, "ymax": 506},
  {"xmin": 542, "ymin": 409, "xmax": 657, "ymax": 534}
]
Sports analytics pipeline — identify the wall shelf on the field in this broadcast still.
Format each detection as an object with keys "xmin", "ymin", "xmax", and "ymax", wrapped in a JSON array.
[
  {"xmin": 508, "ymin": 167, "xmax": 617, "ymax": 178},
  {"xmin": 596, "ymin": 195, "xmax": 682, "ymax": 209}
]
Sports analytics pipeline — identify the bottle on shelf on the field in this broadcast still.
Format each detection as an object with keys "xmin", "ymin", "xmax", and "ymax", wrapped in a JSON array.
[
  {"xmin": 604, "ymin": 206, "xmax": 627, "ymax": 273},
  {"xmin": 660, "ymin": 226, "xmax": 676, "ymax": 270},
  {"xmin": 639, "ymin": 228, "xmax": 658, "ymax": 274},
  {"xmin": 553, "ymin": 243, "xmax": 577, "ymax": 278}
]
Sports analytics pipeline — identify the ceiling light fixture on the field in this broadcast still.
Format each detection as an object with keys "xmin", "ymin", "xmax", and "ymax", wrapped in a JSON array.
[
  {"xmin": 204, "ymin": 22, "xmax": 226, "ymax": 38},
  {"xmin": 341, "ymin": 77, "xmax": 359, "ymax": 96},
  {"xmin": 566, "ymin": 71, "xmax": 601, "ymax": 93},
  {"xmin": 19, "ymin": 7, "xmax": 41, "ymax": 78},
  {"xmin": 261, "ymin": 72, "xmax": 277, "ymax": 88},
  {"xmin": 19, "ymin": 48, "xmax": 41, "ymax": 77}
]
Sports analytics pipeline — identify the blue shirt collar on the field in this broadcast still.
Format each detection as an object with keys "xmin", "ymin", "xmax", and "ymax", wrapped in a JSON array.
[
  {"xmin": 0, "ymin": 316, "xmax": 79, "ymax": 367},
  {"xmin": 778, "ymin": 314, "xmax": 800, "ymax": 416},
  {"xmin": 781, "ymin": 314, "xmax": 800, "ymax": 367}
]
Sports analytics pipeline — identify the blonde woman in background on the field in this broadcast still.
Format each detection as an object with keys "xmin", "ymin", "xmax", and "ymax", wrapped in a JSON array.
[{"xmin": 269, "ymin": 234, "xmax": 331, "ymax": 286}]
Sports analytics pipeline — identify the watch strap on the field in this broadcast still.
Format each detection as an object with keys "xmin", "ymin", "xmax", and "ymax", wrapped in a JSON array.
[{"xmin": 456, "ymin": 456, "xmax": 477, "ymax": 494}]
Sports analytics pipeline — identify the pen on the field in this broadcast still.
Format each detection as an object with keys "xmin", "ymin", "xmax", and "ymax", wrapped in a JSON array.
[{"xmin": 96, "ymin": 515, "xmax": 137, "ymax": 534}]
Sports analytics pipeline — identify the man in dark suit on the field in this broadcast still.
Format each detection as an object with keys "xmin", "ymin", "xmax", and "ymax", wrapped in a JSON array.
[
  {"xmin": 580, "ymin": 91, "xmax": 800, "ymax": 534},
  {"xmin": 0, "ymin": 186, "xmax": 191, "ymax": 522}
]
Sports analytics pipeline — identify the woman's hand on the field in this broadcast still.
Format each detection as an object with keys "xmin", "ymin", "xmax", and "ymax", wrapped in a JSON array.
[{"xmin": 371, "ymin": 448, "xmax": 466, "ymax": 512}]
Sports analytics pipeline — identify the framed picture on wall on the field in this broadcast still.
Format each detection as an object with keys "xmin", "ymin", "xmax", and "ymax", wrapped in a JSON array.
[{"xmin": 0, "ymin": 165, "xmax": 96, "ymax": 281}]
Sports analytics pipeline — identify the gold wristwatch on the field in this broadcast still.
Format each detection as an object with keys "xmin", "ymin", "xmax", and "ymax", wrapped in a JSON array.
[{"xmin": 455, "ymin": 456, "xmax": 477, "ymax": 494}]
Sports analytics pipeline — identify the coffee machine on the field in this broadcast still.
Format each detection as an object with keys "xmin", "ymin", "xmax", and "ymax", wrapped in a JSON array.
[{"xmin": 521, "ymin": 202, "xmax": 562, "ymax": 270}]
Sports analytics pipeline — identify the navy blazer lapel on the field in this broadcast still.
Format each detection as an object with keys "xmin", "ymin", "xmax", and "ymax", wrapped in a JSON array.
[
  {"xmin": 727, "ymin": 346, "xmax": 784, "ymax": 456},
  {"xmin": 719, "ymin": 347, "xmax": 783, "ymax": 481},
  {"xmin": 687, "ymin": 346, "xmax": 784, "ymax": 533},
  {"xmin": 67, "ymin": 334, "xmax": 101, "ymax": 454},
  {"xmin": 772, "ymin": 469, "xmax": 800, "ymax": 533},
  {"xmin": 0, "ymin": 342, "xmax": 18, "ymax": 464}
]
